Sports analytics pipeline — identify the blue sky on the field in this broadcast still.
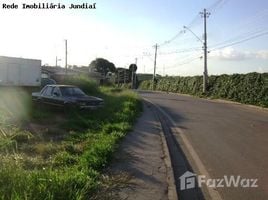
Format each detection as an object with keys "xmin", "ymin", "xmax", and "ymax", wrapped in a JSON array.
[{"xmin": 0, "ymin": 0, "xmax": 267, "ymax": 76}]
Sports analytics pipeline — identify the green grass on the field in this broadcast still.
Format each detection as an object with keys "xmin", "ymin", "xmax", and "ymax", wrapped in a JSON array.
[{"xmin": 0, "ymin": 77, "xmax": 142, "ymax": 200}]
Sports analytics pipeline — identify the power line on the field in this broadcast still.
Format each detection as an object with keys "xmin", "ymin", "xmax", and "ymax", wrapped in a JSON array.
[
  {"xmin": 165, "ymin": 55, "xmax": 203, "ymax": 70},
  {"xmin": 187, "ymin": 14, "xmax": 202, "ymax": 29},
  {"xmin": 210, "ymin": 31, "xmax": 268, "ymax": 51},
  {"xmin": 208, "ymin": 0, "xmax": 229, "ymax": 14},
  {"xmin": 164, "ymin": 52, "xmax": 204, "ymax": 69},
  {"xmin": 158, "ymin": 0, "xmax": 229, "ymax": 48},
  {"xmin": 159, "ymin": 30, "xmax": 185, "ymax": 47},
  {"xmin": 233, "ymin": 8, "xmax": 268, "ymax": 31},
  {"xmin": 138, "ymin": 1, "xmax": 267, "ymax": 77},
  {"xmin": 212, "ymin": 9, "xmax": 268, "ymax": 47},
  {"xmin": 158, "ymin": 13, "xmax": 202, "ymax": 47},
  {"xmin": 159, "ymin": 47, "xmax": 202, "ymax": 56},
  {"xmin": 209, "ymin": 28, "xmax": 268, "ymax": 49}
]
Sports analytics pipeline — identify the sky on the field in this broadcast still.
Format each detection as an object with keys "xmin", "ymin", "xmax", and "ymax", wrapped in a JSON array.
[{"xmin": 0, "ymin": 0, "xmax": 267, "ymax": 76}]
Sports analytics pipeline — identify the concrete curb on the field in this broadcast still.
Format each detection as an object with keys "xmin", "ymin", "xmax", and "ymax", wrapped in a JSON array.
[
  {"xmin": 161, "ymin": 124, "xmax": 179, "ymax": 200},
  {"xmin": 208, "ymin": 98, "xmax": 268, "ymax": 112},
  {"xmin": 143, "ymin": 97, "xmax": 223, "ymax": 200},
  {"xmin": 143, "ymin": 99, "xmax": 179, "ymax": 200},
  {"xmin": 140, "ymin": 90, "xmax": 268, "ymax": 112}
]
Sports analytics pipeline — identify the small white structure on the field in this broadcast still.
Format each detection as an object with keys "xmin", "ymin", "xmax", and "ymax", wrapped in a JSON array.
[{"xmin": 0, "ymin": 56, "xmax": 41, "ymax": 86}]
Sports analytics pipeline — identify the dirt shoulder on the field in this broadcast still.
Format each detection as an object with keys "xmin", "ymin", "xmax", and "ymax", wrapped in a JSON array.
[{"xmin": 99, "ymin": 102, "xmax": 171, "ymax": 200}]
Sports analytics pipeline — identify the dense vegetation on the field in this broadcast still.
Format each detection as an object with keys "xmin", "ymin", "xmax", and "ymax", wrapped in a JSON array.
[
  {"xmin": 0, "ymin": 76, "xmax": 142, "ymax": 200},
  {"xmin": 139, "ymin": 72, "xmax": 268, "ymax": 107}
]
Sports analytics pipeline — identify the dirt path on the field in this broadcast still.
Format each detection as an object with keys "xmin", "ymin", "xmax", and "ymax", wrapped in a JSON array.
[{"xmin": 102, "ymin": 103, "xmax": 172, "ymax": 200}]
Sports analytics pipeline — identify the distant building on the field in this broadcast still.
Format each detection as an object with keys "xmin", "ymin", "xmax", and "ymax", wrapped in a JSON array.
[
  {"xmin": 41, "ymin": 66, "xmax": 103, "ymax": 84},
  {"xmin": 116, "ymin": 68, "xmax": 131, "ymax": 84}
]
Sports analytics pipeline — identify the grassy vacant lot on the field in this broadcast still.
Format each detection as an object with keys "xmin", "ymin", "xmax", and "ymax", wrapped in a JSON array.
[{"xmin": 0, "ymin": 77, "xmax": 142, "ymax": 200}]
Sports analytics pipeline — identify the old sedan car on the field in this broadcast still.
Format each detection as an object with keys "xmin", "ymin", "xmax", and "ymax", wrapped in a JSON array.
[{"xmin": 32, "ymin": 85, "xmax": 104, "ymax": 110}]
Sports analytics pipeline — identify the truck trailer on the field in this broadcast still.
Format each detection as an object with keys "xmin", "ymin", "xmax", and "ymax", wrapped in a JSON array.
[{"xmin": 0, "ymin": 56, "xmax": 41, "ymax": 87}]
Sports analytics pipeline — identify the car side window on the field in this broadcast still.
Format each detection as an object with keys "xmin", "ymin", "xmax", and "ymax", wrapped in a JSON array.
[
  {"xmin": 43, "ymin": 86, "xmax": 53, "ymax": 96},
  {"xmin": 41, "ymin": 87, "xmax": 47, "ymax": 95},
  {"xmin": 52, "ymin": 87, "xmax": 61, "ymax": 97}
]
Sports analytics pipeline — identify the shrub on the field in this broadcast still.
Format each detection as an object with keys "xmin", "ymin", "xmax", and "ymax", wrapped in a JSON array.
[
  {"xmin": 139, "ymin": 73, "xmax": 268, "ymax": 107},
  {"xmin": 62, "ymin": 75, "xmax": 100, "ymax": 95}
]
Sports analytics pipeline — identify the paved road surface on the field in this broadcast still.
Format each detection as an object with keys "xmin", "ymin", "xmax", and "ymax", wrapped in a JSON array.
[{"xmin": 139, "ymin": 91, "xmax": 268, "ymax": 200}]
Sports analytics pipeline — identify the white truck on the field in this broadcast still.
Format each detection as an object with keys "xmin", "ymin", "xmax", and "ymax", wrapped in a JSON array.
[{"xmin": 0, "ymin": 56, "xmax": 41, "ymax": 87}]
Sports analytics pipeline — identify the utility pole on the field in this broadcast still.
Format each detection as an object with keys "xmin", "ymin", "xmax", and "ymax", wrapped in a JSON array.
[
  {"xmin": 65, "ymin": 39, "xmax": 68, "ymax": 75},
  {"xmin": 200, "ymin": 9, "xmax": 210, "ymax": 93},
  {"xmin": 153, "ymin": 44, "xmax": 158, "ymax": 90},
  {"xmin": 56, "ymin": 57, "xmax": 61, "ymax": 67}
]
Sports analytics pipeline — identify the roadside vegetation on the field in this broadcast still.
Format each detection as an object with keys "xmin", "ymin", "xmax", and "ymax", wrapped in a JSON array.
[
  {"xmin": 139, "ymin": 72, "xmax": 268, "ymax": 107},
  {"xmin": 0, "ymin": 76, "xmax": 142, "ymax": 200}
]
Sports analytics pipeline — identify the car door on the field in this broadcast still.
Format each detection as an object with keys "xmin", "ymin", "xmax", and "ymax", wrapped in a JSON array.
[
  {"xmin": 51, "ymin": 86, "xmax": 64, "ymax": 107},
  {"xmin": 41, "ymin": 86, "xmax": 54, "ymax": 105},
  {"xmin": 35, "ymin": 86, "xmax": 48, "ymax": 102}
]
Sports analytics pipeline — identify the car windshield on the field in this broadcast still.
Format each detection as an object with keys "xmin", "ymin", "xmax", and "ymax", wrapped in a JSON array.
[{"xmin": 60, "ymin": 87, "xmax": 86, "ymax": 97}]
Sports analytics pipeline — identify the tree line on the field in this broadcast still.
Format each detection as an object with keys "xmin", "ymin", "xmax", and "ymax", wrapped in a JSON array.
[{"xmin": 89, "ymin": 58, "xmax": 137, "ymax": 76}]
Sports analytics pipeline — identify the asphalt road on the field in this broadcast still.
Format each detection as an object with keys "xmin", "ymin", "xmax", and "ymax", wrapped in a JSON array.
[{"xmin": 139, "ymin": 90, "xmax": 268, "ymax": 200}]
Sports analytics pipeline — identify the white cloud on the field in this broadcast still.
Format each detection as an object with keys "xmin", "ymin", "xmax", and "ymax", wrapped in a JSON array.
[
  {"xmin": 255, "ymin": 50, "xmax": 268, "ymax": 59},
  {"xmin": 210, "ymin": 47, "xmax": 251, "ymax": 61},
  {"xmin": 210, "ymin": 47, "xmax": 268, "ymax": 61}
]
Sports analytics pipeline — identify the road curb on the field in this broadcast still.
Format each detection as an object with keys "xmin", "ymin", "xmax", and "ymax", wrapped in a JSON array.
[
  {"xmin": 143, "ymin": 99, "xmax": 179, "ymax": 200},
  {"xmin": 142, "ymin": 90, "xmax": 268, "ymax": 112},
  {"xmin": 144, "ymin": 98, "xmax": 222, "ymax": 200},
  {"xmin": 143, "ymin": 97, "xmax": 223, "ymax": 200}
]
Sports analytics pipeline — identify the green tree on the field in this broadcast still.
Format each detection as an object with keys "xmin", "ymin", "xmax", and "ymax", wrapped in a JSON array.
[{"xmin": 89, "ymin": 58, "xmax": 116, "ymax": 76}]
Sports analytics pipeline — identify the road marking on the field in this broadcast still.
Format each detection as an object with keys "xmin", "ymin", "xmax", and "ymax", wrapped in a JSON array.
[{"xmin": 144, "ymin": 97, "xmax": 223, "ymax": 200}]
